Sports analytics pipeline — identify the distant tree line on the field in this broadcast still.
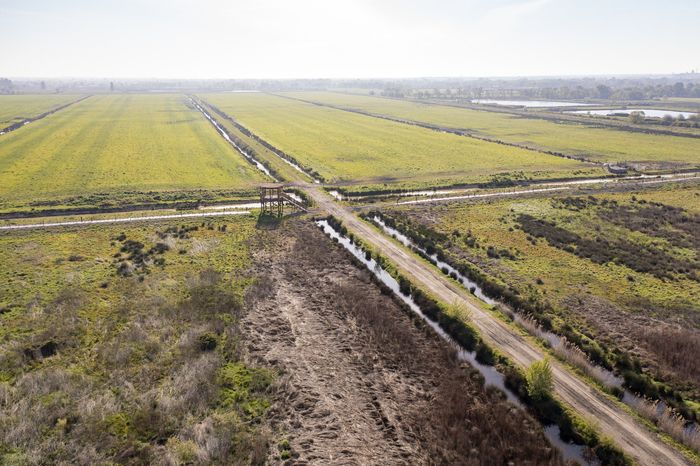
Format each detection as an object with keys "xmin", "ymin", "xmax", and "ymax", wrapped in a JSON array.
[
  {"xmin": 0, "ymin": 78, "xmax": 13, "ymax": 94},
  {"xmin": 391, "ymin": 81, "xmax": 700, "ymax": 101},
  {"xmin": 5, "ymin": 74, "xmax": 700, "ymax": 99}
]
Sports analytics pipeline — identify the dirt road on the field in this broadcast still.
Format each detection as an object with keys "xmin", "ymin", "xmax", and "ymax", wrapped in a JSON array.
[
  {"xmin": 0, "ymin": 210, "xmax": 251, "ymax": 231},
  {"xmin": 304, "ymin": 185, "xmax": 692, "ymax": 465}
]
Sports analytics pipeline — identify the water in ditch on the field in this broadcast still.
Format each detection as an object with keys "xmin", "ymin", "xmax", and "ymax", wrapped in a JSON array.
[
  {"xmin": 371, "ymin": 216, "xmax": 497, "ymax": 305},
  {"xmin": 191, "ymin": 100, "xmax": 276, "ymax": 180},
  {"xmin": 316, "ymin": 219, "xmax": 594, "ymax": 465}
]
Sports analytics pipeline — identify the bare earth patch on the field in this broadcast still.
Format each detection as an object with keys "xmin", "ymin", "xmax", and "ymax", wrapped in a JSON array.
[{"xmin": 243, "ymin": 221, "xmax": 561, "ymax": 464}]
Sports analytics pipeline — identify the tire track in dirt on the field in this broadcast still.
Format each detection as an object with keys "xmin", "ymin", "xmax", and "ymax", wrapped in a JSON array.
[
  {"xmin": 243, "ymin": 241, "xmax": 421, "ymax": 463},
  {"xmin": 241, "ymin": 222, "xmax": 562, "ymax": 465}
]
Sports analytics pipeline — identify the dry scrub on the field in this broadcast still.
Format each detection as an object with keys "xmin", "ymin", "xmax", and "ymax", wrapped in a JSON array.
[{"xmin": 0, "ymin": 224, "xmax": 273, "ymax": 465}]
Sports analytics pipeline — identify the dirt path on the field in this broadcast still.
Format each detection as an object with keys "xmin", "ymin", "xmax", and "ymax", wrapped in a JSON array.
[
  {"xmin": 242, "ymin": 222, "xmax": 561, "ymax": 464},
  {"xmin": 5, "ymin": 171, "xmax": 696, "ymax": 231},
  {"xmin": 304, "ymin": 185, "xmax": 693, "ymax": 465},
  {"xmin": 0, "ymin": 210, "xmax": 251, "ymax": 231}
]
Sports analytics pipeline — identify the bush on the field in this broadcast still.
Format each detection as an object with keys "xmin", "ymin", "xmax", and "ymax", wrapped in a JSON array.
[
  {"xmin": 525, "ymin": 358, "xmax": 553, "ymax": 401},
  {"xmin": 197, "ymin": 333, "xmax": 218, "ymax": 352}
]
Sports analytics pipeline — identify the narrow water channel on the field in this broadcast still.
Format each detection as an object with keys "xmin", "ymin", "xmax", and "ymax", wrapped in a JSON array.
[
  {"xmin": 329, "ymin": 172, "xmax": 699, "ymax": 204},
  {"xmin": 198, "ymin": 97, "xmax": 323, "ymax": 184},
  {"xmin": 190, "ymin": 99, "xmax": 277, "ymax": 180},
  {"xmin": 316, "ymin": 219, "xmax": 594, "ymax": 465}
]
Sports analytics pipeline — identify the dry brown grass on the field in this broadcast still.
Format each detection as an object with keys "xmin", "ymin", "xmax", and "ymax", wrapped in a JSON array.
[
  {"xmin": 0, "ymin": 267, "xmax": 270, "ymax": 465},
  {"xmin": 625, "ymin": 396, "xmax": 700, "ymax": 452},
  {"xmin": 326, "ymin": 259, "xmax": 562, "ymax": 464},
  {"xmin": 641, "ymin": 327, "xmax": 700, "ymax": 388}
]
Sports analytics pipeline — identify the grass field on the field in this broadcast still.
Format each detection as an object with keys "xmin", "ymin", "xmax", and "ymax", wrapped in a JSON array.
[
  {"xmin": 385, "ymin": 183, "xmax": 700, "ymax": 402},
  {"xmin": 199, "ymin": 102, "xmax": 309, "ymax": 182},
  {"xmin": 284, "ymin": 92, "xmax": 700, "ymax": 168},
  {"xmin": 0, "ymin": 215, "xmax": 277, "ymax": 464},
  {"xmin": 0, "ymin": 95, "xmax": 81, "ymax": 127},
  {"xmin": 0, "ymin": 94, "xmax": 267, "ymax": 212},
  {"xmin": 202, "ymin": 93, "xmax": 600, "ymax": 186}
]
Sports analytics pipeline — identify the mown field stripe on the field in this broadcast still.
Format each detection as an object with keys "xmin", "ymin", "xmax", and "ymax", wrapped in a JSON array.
[
  {"xmin": 204, "ymin": 93, "xmax": 595, "ymax": 185},
  {"xmin": 283, "ymin": 91, "xmax": 700, "ymax": 168},
  {"xmin": 272, "ymin": 92, "xmax": 603, "ymax": 165},
  {"xmin": 0, "ymin": 95, "xmax": 91, "ymax": 136}
]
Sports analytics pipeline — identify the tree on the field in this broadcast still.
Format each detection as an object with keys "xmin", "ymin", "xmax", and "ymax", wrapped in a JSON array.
[
  {"xmin": 628, "ymin": 111, "xmax": 645, "ymax": 124},
  {"xmin": 596, "ymin": 84, "xmax": 612, "ymax": 99},
  {"xmin": 0, "ymin": 78, "xmax": 13, "ymax": 94},
  {"xmin": 40, "ymin": 81, "xmax": 46, "ymax": 90},
  {"xmin": 672, "ymin": 82, "xmax": 685, "ymax": 97},
  {"xmin": 526, "ymin": 358, "xmax": 553, "ymax": 401}
]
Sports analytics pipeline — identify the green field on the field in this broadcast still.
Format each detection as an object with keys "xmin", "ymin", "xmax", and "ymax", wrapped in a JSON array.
[
  {"xmin": 284, "ymin": 92, "xmax": 700, "ymax": 167},
  {"xmin": 0, "ymin": 216, "xmax": 276, "ymax": 463},
  {"xmin": 0, "ymin": 94, "xmax": 81, "ymax": 127},
  {"xmin": 0, "ymin": 94, "xmax": 267, "ymax": 211},
  {"xmin": 385, "ymin": 183, "xmax": 700, "ymax": 401},
  {"xmin": 202, "ymin": 93, "xmax": 600, "ymax": 186}
]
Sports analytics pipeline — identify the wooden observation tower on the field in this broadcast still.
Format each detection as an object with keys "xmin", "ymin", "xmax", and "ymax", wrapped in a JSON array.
[{"xmin": 259, "ymin": 184, "xmax": 307, "ymax": 217}]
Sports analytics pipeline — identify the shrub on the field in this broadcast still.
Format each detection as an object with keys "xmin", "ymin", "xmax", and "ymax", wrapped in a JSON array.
[
  {"xmin": 197, "ymin": 333, "xmax": 218, "ymax": 352},
  {"xmin": 525, "ymin": 358, "xmax": 553, "ymax": 401}
]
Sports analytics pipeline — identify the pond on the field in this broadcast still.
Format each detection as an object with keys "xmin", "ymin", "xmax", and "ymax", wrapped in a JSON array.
[
  {"xmin": 471, "ymin": 99, "xmax": 594, "ymax": 108},
  {"xmin": 568, "ymin": 108, "xmax": 698, "ymax": 118}
]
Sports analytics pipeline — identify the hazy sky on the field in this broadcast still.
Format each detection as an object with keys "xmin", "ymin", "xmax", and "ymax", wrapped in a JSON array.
[{"xmin": 1, "ymin": 0, "xmax": 699, "ymax": 79}]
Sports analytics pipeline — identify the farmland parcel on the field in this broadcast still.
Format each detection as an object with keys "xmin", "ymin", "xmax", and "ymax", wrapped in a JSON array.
[
  {"xmin": 0, "ymin": 94, "xmax": 266, "ymax": 212},
  {"xmin": 202, "ymin": 93, "xmax": 601, "ymax": 187},
  {"xmin": 0, "ymin": 94, "xmax": 81, "ymax": 128},
  {"xmin": 283, "ymin": 91, "xmax": 700, "ymax": 168}
]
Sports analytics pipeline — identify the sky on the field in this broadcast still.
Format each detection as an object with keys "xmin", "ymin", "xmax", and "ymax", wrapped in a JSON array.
[{"xmin": 1, "ymin": 0, "xmax": 699, "ymax": 79}]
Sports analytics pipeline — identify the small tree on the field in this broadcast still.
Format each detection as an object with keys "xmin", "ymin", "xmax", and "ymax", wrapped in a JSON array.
[
  {"xmin": 628, "ymin": 111, "xmax": 645, "ymax": 124},
  {"xmin": 526, "ymin": 358, "xmax": 553, "ymax": 401},
  {"xmin": 596, "ymin": 84, "xmax": 612, "ymax": 99},
  {"xmin": 448, "ymin": 299, "xmax": 472, "ymax": 320}
]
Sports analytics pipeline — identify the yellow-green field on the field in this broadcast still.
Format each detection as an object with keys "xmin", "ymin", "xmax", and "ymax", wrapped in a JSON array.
[
  {"xmin": 0, "ymin": 94, "xmax": 81, "ymax": 127},
  {"xmin": 284, "ymin": 92, "xmax": 700, "ymax": 167},
  {"xmin": 202, "ymin": 93, "xmax": 600, "ymax": 185},
  {"xmin": 0, "ymin": 94, "xmax": 266, "ymax": 211}
]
